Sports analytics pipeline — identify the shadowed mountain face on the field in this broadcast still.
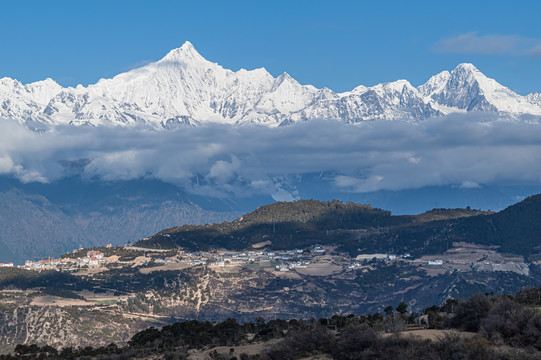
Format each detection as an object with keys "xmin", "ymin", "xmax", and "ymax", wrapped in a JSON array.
[
  {"xmin": 451, "ymin": 194, "xmax": 541, "ymax": 255},
  {"xmin": 351, "ymin": 194, "xmax": 541, "ymax": 258}
]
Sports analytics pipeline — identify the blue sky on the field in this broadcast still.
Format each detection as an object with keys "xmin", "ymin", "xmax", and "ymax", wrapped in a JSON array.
[{"xmin": 1, "ymin": 0, "xmax": 540, "ymax": 94}]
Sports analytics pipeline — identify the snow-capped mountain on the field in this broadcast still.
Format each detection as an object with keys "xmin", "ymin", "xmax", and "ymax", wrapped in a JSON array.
[
  {"xmin": 1, "ymin": 41, "xmax": 541, "ymax": 131},
  {"xmin": 420, "ymin": 63, "xmax": 541, "ymax": 115}
]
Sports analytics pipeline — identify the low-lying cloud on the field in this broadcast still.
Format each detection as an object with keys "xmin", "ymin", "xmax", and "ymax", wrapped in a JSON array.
[{"xmin": 1, "ymin": 114, "xmax": 541, "ymax": 199}]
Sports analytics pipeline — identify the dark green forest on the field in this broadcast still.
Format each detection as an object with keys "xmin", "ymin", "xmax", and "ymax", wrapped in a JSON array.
[
  {"xmin": 136, "ymin": 199, "xmax": 490, "ymax": 255},
  {"xmin": 134, "ymin": 195, "xmax": 541, "ymax": 260}
]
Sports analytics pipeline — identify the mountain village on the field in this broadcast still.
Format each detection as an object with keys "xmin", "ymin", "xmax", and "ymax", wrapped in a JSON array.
[{"xmin": 8, "ymin": 241, "xmax": 530, "ymax": 278}]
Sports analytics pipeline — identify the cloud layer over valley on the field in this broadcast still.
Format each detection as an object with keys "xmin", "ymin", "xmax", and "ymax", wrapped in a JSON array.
[{"xmin": 2, "ymin": 115, "xmax": 541, "ymax": 200}]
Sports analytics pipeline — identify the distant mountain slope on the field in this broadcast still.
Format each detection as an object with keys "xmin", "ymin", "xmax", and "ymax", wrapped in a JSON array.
[
  {"xmin": 0, "ymin": 177, "xmax": 239, "ymax": 264},
  {"xmin": 1, "ymin": 42, "xmax": 540, "ymax": 130}
]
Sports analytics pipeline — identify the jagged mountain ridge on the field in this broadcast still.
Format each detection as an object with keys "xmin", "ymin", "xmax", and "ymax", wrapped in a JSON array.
[{"xmin": 2, "ymin": 41, "xmax": 541, "ymax": 130}]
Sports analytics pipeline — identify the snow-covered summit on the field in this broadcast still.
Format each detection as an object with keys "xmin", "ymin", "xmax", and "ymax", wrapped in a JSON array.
[
  {"xmin": 421, "ymin": 63, "xmax": 541, "ymax": 115},
  {"xmin": 159, "ymin": 41, "xmax": 207, "ymax": 64},
  {"xmin": 1, "ymin": 42, "xmax": 541, "ymax": 130}
]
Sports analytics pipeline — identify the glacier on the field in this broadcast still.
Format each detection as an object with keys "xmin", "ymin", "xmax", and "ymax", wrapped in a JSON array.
[{"xmin": 1, "ymin": 41, "xmax": 541, "ymax": 131}]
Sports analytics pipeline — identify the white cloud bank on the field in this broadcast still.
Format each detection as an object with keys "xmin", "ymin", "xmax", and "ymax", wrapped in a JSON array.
[{"xmin": 1, "ymin": 114, "xmax": 541, "ymax": 198}]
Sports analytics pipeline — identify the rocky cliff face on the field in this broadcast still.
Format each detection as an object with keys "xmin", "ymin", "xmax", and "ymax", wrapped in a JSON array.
[{"xmin": 0, "ymin": 292, "xmax": 150, "ymax": 353}]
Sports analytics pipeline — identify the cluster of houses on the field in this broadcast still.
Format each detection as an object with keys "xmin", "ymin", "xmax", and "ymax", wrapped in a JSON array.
[
  {"xmin": 347, "ymin": 253, "xmax": 411, "ymax": 269},
  {"xmin": 176, "ymin": 248, "xmax": 445, "ymax": 272},
  {"xmin": 178, "ymin": 248, "xmax": 312, "ymax": 268},
  {"xmin": 4, "ymin": 240, "xmax": 454, "ymax": 274},
  {"xmin": 14, "ymin": 245, "xmax": 427, "ymax": 273},
  {"xmin": 22, "ymin": 250, "xmax": 108, "ymax": 271},
  {"xmin": 275, "ymin": 261, "xmax": 310, "ymax": 271},
  {"xmin": 13, "ymin": 246, "xmax": 325, "ymax": 273}
]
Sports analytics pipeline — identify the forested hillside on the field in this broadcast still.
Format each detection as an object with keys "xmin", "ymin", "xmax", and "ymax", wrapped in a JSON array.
[{"xmin": 136, "ymin": 199, "xmax": 490, "ymax": 254}]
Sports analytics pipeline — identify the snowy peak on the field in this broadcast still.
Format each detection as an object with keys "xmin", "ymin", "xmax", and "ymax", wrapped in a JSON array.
[
  {"xmin": 1, "ymin": 44, "xmax": 541, "ymax": 130},
  {"xmin": 158, "ymin": 41, "xmax": 206, "ymax": 64},
  {"xmin": 453, "ymin": 62, "xmax": 479, "ymax": 73},
  {"xmin": 271, "ymin": 72, "xmax": 306, "ymax": 92},
  {"xmin": 180, "ymin": 41, "xmax": 195, "ymax": 51},
  {"xmin": 275, "ymin": 72, "xmax": 296, "ymax": 85},
  {"xmin": 418, "ymin": 71, "xmax": 451, "ymax": 97},
  {"xmin": 0, "ymin": 77, "xmax": 63, "ymax": 129},
  {"xmin": 427, "ymin": 63, "xmax": 503, "ymax": 112},
  {"xmin": 255, "ymin": 72, "xmax": 317, "ymax": 116},
  {"xmin": 25, "ymin": 78, "xmax": 62, "ymax": 105},
  {"xmin": 449, "ymin": 63, "xmax": 500, "ymax": 93},
  {"xmin": 371, "ymin": 79, "xmax": 415, "ymax": 95},
  {"xmin": 425, "ymin": 63, "xmax": 541, "ymax": 114}
]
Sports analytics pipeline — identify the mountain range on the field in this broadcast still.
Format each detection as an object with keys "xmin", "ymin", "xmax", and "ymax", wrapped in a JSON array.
[{"xmin": 1, "ymin": 41, "xmax": 541, "ymax": 131}]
